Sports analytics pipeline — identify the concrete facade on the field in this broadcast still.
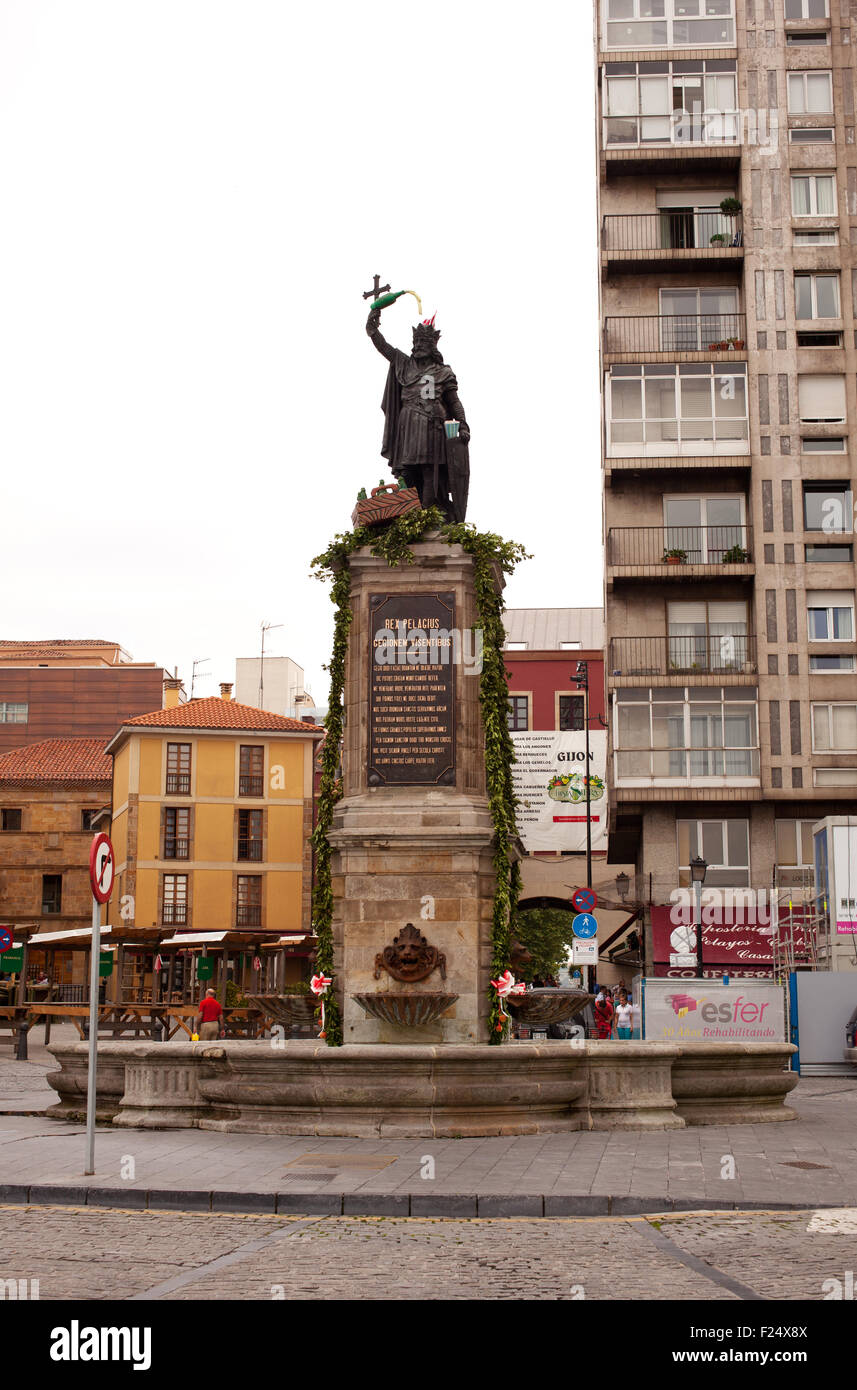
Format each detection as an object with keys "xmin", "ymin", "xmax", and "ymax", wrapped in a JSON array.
[{"xmin": 597, "ymin": 0, "xmax": 857, "ymax": 969}]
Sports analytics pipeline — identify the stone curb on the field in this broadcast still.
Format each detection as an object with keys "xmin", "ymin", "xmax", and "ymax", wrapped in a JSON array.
[{"xmin": 0, "ymin": 1185, "xmax": 829, "ymax": 1217}]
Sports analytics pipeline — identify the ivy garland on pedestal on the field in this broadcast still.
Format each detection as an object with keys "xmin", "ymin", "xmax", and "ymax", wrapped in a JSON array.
[{"xmin": 310, "ymin": 507, "xmax": 530, "ymax": 1047}]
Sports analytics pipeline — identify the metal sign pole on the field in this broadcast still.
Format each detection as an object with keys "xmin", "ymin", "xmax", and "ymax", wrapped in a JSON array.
[{"xmin": 84, "ymin": 894, "xmax": 101, "ymax": 1175}]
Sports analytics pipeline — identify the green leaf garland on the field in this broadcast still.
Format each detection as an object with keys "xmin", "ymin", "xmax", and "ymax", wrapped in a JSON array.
[{"xmin": 311, "ymin": 510, "xmax": 530, "ymax": 1046}]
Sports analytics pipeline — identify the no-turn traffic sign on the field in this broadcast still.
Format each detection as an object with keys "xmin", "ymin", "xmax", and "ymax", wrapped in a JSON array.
[
  {"xmin": 89, "ymin": 833, "xmax": 115, "ymax": 904},
  {"xmin": 0, "ymin": 928, "xmax": 12, "ymax": 954},
  {"xmin": 572, "ymin": 887, "xmax": 597, "ymax": 914}
]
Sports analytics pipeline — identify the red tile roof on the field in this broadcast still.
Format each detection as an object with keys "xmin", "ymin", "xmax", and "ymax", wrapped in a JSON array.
[
  {"xmin": 0, "ymin": 737, "xmax": 112, "ymax": 785},
  {"xmin": 119, "ymin": 697, "xmax": 325, "ymax": 735},
  {"xmin": 0, "ymin": 639, "xmax": 116, "ymax": 646}
]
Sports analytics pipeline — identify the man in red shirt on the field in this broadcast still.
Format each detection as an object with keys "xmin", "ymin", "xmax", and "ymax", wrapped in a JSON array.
[{"xmin": 196, "ymin": 989, "xmax": 224, "ymax": 1041}]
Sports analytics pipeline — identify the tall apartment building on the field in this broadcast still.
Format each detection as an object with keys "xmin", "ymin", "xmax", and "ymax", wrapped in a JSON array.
[{"xmin": 596, "ymin": 0, "xmax": 857, "ymax": 975}]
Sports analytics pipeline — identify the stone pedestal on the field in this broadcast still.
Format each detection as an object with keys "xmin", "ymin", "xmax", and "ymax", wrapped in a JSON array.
[{"xmin": 329, "ymin": 539, "xmax": 509, "ymax": 1046}]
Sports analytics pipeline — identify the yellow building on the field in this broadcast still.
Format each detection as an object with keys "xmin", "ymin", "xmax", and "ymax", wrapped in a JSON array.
[{"xmin": 106, "ymin": 688, "xmax": 323, "ymax": 962}]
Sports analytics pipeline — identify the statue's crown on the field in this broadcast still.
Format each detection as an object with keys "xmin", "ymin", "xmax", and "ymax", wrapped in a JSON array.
[{"xmin": 413, "ymin": 314, "xmax": 440, "ymax": 343}]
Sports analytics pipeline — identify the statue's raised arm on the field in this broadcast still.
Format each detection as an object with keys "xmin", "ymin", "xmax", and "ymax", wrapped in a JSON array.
[{"xmin": 366, "ymin": 307, "xmax": 396, "ymax": 363}]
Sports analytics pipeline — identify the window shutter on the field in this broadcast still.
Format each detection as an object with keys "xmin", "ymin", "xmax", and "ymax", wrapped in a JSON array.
[{"xmin": 798, "ymin": 375, "xmax": 846, "ymax": 421}]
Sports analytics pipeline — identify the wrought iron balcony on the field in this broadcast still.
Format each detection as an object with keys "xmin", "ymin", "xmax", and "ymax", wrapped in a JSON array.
[
  {"xmin": 602, "ymin": 212, "xmax": 743, "ymax": 258},
  {"xmin": 164, "ymin": 837, "xmax": 190, "ymax": 860},
  {"xmin": 238, "ymin": 839, "xmax": 263, "ymax": 862},
  {"xmin": 609, "ymin": 635, "xmax": 758, "ymax": 677},
  {"xmin": 603, "ymin": 314, "xmax": 746, "ymax": 355},
  {"xmin": 239, "ymin": 775, "xmax": 264, "ymax": 797},
  {"xmin": 165, "ymin": 773, "xmax": 191, "ymax": 794},
  {"xmin": 162, "ymin": 903, "xmax": 188, "ymax": 925},
  {"xmin": 608, "ymin": 525, "xmax": 752, "ymax": 571},
  {"xmin": 236, "ymin": 905, "xmax": 262, "ymax": 927}
]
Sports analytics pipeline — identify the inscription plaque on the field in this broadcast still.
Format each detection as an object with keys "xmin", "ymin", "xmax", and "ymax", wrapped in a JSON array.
[{"xmin": 368, "ymin": 591, "xmax": 455, "ymax": 786}]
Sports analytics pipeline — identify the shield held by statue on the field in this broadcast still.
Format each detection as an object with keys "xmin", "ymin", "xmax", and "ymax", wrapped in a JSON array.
[{"xmin": 444, "ymin": 434, "xmax": 469, "ymax": 524}]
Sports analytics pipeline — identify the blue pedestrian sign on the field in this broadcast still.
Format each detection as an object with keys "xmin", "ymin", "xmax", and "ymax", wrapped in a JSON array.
[{"xmin": 572, "ymin": 913, "xmax": 597, "ymax": 939}]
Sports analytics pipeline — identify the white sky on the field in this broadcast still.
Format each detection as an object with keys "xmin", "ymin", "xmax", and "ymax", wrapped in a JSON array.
[{"xmin": 0, "ymin": 1, "xmax": 601, "ymax": 706}]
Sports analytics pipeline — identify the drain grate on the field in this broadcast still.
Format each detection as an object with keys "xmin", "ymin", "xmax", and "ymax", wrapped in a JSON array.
[
  {"xmin": 780, "ymin": 1160, "xmax": 830, "ymax": 1171},
  {"xmin": 285, "ymin": 1153, "xmax": 399, "ymax": 1172}
]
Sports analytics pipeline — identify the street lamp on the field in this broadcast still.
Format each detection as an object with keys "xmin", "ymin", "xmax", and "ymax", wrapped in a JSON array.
[
  {"xmin": 572, "ymin": 661, "xmax": 592, "ymax": 890},
  {"xmin": 690, "ymin": 856, "xmax": 708, "ymax": 979},
  {"xmin": 615, "ymin": 872, "xmax": 630, "ymax": 902}
]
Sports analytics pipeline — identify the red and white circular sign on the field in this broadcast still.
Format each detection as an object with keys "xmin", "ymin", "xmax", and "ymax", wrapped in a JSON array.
[{"xmin": 89, "ymin": 833, "xmax": 115, "ymax": 904}]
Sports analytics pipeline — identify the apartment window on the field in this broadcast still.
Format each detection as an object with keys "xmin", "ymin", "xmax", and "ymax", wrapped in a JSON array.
[
  {"xmin": 238, "ymin": 809, "xmax": 263, "ymax": 862},
  {"xmin": 794, "ymin": 229, "xmax": 838, "ymax": 246},
  {"xmin": 607, "ymin": 363, "xmax": 748, "ymax": 456},
  {"xmin": 658, "ymin": 288, "xmax": 741, "ymax": 351},
  {"xmin": 505, "ymin": 642, "xmax": 527, "ymax": 651},
  {"xmin": 165, "ymin": 743, "xmax": 191, "ymax": 795},
  {"xmin": 792, "ymin": 174, "xmax": 836, "ymax": 218},
  {"xmin": 615, "ymin": 688, "xmax": 759, "ymax": 782},
  {"xmin": 807, "ymin": 589, "xmax": 855, "ymax": 641},
  {"xmin": 663, "ymin": 494, "xmax": 746, "ymax": 562},
  {"xmin": 2, "ymin": 809, "xmax": 22, "ymax": 831},
  {"xmin": 789, "ymin": 128, "xmax": 834, "ymax": 143},
  {"xmin": 603, "ymin": 61, "xmax": 738, "ymax": 148},
  {"xmin": 162, "ymin": 874, "xmax": 188, "ymax": 926},
  {"xmin": 558, "ymin": 695, "xmax": 585, "ymax": 732},
  {"xmin": 0, "ymin": 703, "xmax": 27, "ymax": 723},
  {"xmin": 164, "ymin": 807, "xmax": 190, "ymax": 860},
  {"xmin": 798, "ymin": 375, "xmax": 846, "ymax": 423},
  {"xmin": 42, "ymin": 874, "xmax": 62, "ymax": 914},
  {"xmin": 559, "ymin": 641, "xmax": 582, "ymax": 650},
  {"xmin": 604, "ymin": 0, "xmax": 735, "ymax": 48},
  {"xmin": 806, "ymin": 543, "xmax": 853, "ymax": 563},
  {"xmin": 803, "ymin": 437, "xmax": 845, "ymax": 453},
  {"xmin": 667, "ymin": 600, "xmax": 749, "ymax": 671},
  {"xmin": 802, "ymin": 481, "xmax": 853, "ymax": 533},
  {"xmin": 784, "ymin": 0, "xmax": 828, "ymax": 16},
  {"xmin": 678, "ymin": 818, "xmax": 750, "ymax": 887},
  {"xmin": 787, "ymin": 71, "xmax": 833, "ymax": 115},
  {"xmin": 787, "ymin": 31, "xmax": 829, "ymax": 44},
  {"xmin": 815, "ymin": 767, "xmax": 857, "ymax": 787},
  {"xmin": 237, "ymin": 875, "xmax": 262, "ymax": 927},
  {"xmin": 239, "ymin": 745, "xmax": 264, "ymax": 796},
  {"xmin": 80, "ymin": 810, "xmax": 99, "ymax": 831},
  {"xmin": 507, "ymin": 696, "xmax": 529, "ymax": 731},
  {"xmin": 812, "ymin": 703, "xmax": 857, "ymax": 752},
  {"xmin": 775, "ymin": 820, "xmax": 816, "ymax": 888},
  {"xmin": 795, "ymin": 273, "xmax": 840, "ymax": 320},
  {"xmin": 810, "ymin": 654, "xmax": 855, "ymax": 672}
]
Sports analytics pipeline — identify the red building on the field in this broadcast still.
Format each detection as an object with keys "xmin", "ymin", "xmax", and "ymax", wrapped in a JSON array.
[{"xmin": 503, "ymin": 609, "xmax": 606, "ymax": 735}]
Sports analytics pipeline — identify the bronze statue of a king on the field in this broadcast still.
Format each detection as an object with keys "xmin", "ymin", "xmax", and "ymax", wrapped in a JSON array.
[{"xmin": 366, "ymin": 303, "xmax": 470, "ymax": 523}]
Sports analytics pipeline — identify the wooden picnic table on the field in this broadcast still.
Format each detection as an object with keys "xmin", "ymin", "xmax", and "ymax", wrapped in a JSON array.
[{"xmin": 163, "ymin": 1005, "xmax": 267, "ymax": 1040}]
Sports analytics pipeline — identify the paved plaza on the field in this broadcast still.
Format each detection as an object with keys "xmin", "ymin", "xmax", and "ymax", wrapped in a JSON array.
[{"xmin": 1, "ymin": 1031, "xmax": 856, "ymax": 1216}]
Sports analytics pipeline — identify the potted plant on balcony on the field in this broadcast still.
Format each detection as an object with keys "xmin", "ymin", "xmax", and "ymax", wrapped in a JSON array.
[
  {"xmin": 662, "ymin": 547, "xmax": 688, "ymax": 564},
  {"xmin": 727, "ymin": 335, "xmax": 745, "ymax": 350},
  {"xmin": 709, "ymin": 232, "xmax": 728, "ymax": 246},
  {"xmin": 719, "ymin": 196, "xmax": 742, "ymax": 246},
  {"xmin": 721, "ymin": 543, "xmax": 750, "ymax": 563}
]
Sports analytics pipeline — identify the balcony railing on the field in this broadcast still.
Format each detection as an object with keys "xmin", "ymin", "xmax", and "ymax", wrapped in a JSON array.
[
  {"xmin": 165, "ymin": 773, "xmax": 191, "ymax": 794},
  {"xmin": 608, "ymin": 525, "xmax": 751, "ymax": 567},
  {"xmin": 162, "ymin": 903, "xmax": 188, "ymax": 926},
  {"xmin": 164, "ymin": 837, "xmax": 190, "ymax": 860},
  {"xmin": 615, "ymin": 748, "xmax": 760, "ymax": 779},
  {"xmin": 236, "ymin": 905, "xmax": 262, "ymax": 927},
  {"xmin": 604, "ymin": 314, "xmax": 746, "ymax": 354},
  {"xmin": 610, "ymin": 635, "xmax": 757, "ymax": 676},
  {"xmin": 238, "ymin": 839, "xmax": 263, "ymax": 862},
  {"xmin": 239, "ymin": 774, "xmax": 264, "ymax": 797},
  {"xmin": 602, "ymin": 213, "xmax": 743, "ymax": 255},
  {"xmin": 603, "ymin": 113, "xmax": 740, "ymax": 151}
]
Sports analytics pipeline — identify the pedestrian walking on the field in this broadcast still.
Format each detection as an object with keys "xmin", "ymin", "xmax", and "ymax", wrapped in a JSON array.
[
  {"xmin": 196, "ymin": 988, "xmax": 224, "ymax": 1041},
  {"xmin": 614, "ymin": 989, "xmax": 633, "ymax": 1040},
  {"xmin": 594, "ymin": 989, "xmax": 614, "ymax": 1040}
]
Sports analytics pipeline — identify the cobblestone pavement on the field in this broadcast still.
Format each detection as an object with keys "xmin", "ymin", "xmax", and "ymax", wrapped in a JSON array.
[{"xmin": 0, "ymin": 1204, "xmax": 852, "ymax": 1300}]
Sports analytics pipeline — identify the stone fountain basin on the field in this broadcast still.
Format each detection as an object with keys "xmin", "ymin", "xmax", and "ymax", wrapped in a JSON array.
[
  {"xmin": 352, "ymin": 992, "xmax": 459, "ymax": 1027},
  {"xmin": 248, "ymin": 994, "xmax": 317, "ymax": 1027},
  {"xmin": 506, "ymin": 988, "xmax": 594, "ymax": 1026}
]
